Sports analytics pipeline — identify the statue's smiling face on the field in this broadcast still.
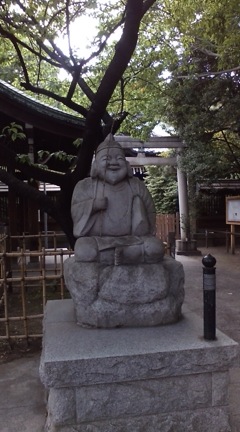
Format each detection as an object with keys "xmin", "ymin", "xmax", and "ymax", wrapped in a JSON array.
[{"xmin": 96, "ymin": 147, "xmax": 128, "ymax": 185}]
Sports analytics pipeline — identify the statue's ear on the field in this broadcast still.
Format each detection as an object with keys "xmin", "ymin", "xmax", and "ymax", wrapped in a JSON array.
[
  {"xmin": 127, "ymin": 161, "xmax": 133, "ymax": 177},
  {"xmin": 90, "ymin": 160, "xmax": 97, "ymax": 178}
]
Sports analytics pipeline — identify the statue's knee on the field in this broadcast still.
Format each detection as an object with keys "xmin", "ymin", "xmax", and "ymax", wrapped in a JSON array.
[
  {"xmin": 119, "ymin": 244, "xmax": 144, "ymax": 265},
  {"xmin": 74, "ymin": 237, "xmax": 98, "ymax": 262},
  {"xmin": 144, "ymin": 237, "xmax": 165, "ymax": 263}
]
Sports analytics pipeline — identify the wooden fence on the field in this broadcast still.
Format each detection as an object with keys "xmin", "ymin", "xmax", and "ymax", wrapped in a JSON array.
[
  {"xmin": 156, "ymin": 213, "xmax": 180, "ymax": 243},
  {"xmin": 0, "ymin": 232, "xmax": 73, "ymax": 344}
]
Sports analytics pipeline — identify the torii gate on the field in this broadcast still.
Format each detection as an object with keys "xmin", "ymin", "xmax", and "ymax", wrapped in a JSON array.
[{"xmin": 115, "ymin": 135, "xmax": 189, "ymax": 242}]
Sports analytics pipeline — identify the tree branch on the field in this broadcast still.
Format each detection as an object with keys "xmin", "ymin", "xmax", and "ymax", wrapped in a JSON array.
[
  {"xmin": 174, "ymin": 66, "xmax": 240, "ymax": 80},
  {"xmin": 142, "ymin": 0, "xmax": 158, "ymax": 16},
  {"xmin": 65, "ymin": 0, "xmax": 76, "ymax": 66},
  {"xmin": 70, "ymin": 0, "xmax": 157, "ymax": 184},
  {"xmin": 221, "ymin": 131, "xmax": 240, "ymax": 172},
  {"xmin": 0, "ymin": 167, "xmax": 56, "ymax": 215},
  {"xmin": 20, "ymin": 81, "xmax": 88, "ymax": 117},
  {"xmin": 0, "ymin": 142, "xmax": 66, "ymax": 186},
  {"xmin": 91, "ymin": 0, "xmax": 144, "ymax": 119},
  {"xmin": 76, "ymin": 77, "xmax": 113, "ymax": 124},
  {"xmin": 0, "ymin": 24, "xmax": 63, "ymax": 68}
]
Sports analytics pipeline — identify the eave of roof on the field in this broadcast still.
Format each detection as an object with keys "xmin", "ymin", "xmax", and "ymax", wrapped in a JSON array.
[{"xmin": 0, "ymin": 80, "xmax": 85, "ymax": 138}]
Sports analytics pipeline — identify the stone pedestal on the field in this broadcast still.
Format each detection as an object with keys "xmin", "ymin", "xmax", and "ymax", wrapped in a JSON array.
[
  {"xmin": 64, "ymin": 256, "xmax": 185, "ymax": 328},
  {"xmin": 40, "ymin": 300, "xmax": 238, "ymax": 432}
]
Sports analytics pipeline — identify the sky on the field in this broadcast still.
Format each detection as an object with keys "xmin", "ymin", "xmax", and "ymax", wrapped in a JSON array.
[
  {"xmin": 56, "ymin": 15, "xmax": 98, "ymax": 59},
  {"xmin": 56, "ymin": 11, "xmax": 169, "ymax": 137}
]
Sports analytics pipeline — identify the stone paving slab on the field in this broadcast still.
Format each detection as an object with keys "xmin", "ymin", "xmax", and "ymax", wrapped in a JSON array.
[
  {"xmin": 177, "ymin": 246, "xmax": 240, "ymax": 432},
  {"xmin": 0, "ymin": 246, "xmax": 240, "ymax": 431},
  {"xmin": 0, "ymin": 355, "xmax": 45, "ymax": 432}
]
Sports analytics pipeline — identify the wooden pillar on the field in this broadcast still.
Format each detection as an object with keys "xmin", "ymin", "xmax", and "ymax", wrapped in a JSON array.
[
  {"xmin": 8, "ymin": 188, "xmax": 18, "ymax": 250},
  {"xmin": 230, "ymin": 224, "xmax": 235, "ymax": 255},
  {"xmin": 25, "ymin": 123, "xmax": 39, "ymax": 253}
]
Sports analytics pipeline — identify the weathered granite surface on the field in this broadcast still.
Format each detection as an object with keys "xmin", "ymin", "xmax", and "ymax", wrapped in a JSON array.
[
  {"xmin": 65, "ymin": 137, "xmax": 186, "ymax": 328},
  {"xmin": 46, "ymin": 407, "xmax": 231, "ymax": 432},
  {"xmin": 71, "ymin": 137, "xmax": 165, "ymax": 266},
  {"xmin": 40, "ymin": 300, "xmax": 239, "ymax": 432},
  {"xmin": 64, "ymin": 255, "xmax": 185, "ymax": 328}
]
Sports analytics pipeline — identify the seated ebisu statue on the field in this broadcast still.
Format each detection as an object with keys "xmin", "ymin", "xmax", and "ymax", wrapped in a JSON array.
[
  {"xmin": 65, "ymin": 135, "xmax": 184, "ymax": 328},
  {"xmin": 71, "ymin": 135, "xmax": 165, "ymax": 265}
]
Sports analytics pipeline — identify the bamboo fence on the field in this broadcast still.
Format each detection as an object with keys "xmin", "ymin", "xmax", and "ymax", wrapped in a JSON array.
[
  {"xmin": 0, "ymin": 217, "xmax": 179, "ymax": 344},
  {"xmin": 0, "ymin": 232, "xmax": 73, "ymax": 343}
]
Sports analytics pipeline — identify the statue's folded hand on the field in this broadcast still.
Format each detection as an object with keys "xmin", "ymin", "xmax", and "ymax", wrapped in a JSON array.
[{"xmin": 93, "ymin": 197, "xmax": 108, "ymax": 212}]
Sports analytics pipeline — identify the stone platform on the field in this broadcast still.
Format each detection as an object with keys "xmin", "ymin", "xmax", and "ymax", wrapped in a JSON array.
[{"xmin": 40, "ymin": 300, "xmax": 239, "ymax": 432}]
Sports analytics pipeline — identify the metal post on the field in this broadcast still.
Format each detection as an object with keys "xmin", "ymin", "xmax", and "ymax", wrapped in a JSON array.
[{"xmin": 202, "ymin": 254, "xmax": 216, "ymax": 340}]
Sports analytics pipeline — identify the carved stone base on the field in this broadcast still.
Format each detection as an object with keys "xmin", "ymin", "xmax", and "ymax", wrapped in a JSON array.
[
  {"xmin": 64, "ymin": 256, "xmax": 185, "ymax": 328},
  {"xmin": 39, "ymin": 301, "xmax": 238, "ymax": 432}
]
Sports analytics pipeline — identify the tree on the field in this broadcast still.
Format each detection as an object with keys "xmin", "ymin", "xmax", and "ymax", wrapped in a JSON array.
[
  {"xmin": 161, "ymin": 65, "xmax": 240, "ymax": 182},
  {"xmin": 88, "ymin": 1, "xmax": 178, "ymax": 139},
  {"xmin": 145, "ymin": 159, "xmax": 178, "ymax": 214},
  {"xmin": 131, "ymin": 0, "xmax": 240, "ymax": 182},
  {"xmin": 0, "ymin": 0, "xmax": 157, "ymax": 247}
]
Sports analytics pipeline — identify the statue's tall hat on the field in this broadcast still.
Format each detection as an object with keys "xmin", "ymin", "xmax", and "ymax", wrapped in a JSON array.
[{"xmin": 96, "ymin": 134, "xmax": 125, "ymax": 155}]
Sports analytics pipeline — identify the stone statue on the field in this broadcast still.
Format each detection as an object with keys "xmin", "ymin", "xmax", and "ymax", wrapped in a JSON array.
[
  {"xmin": 64, "ymin": 135, "xmax": 185, "ymax": 328},
  {"xmin": 71, "ymin": 136, "xmax": 165, "ymax": 265}
]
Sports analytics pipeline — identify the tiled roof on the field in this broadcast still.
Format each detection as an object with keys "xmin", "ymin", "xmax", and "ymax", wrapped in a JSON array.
[{"xmin": 0, "ymin": 80, "xmax": 85, "ymax": 137}]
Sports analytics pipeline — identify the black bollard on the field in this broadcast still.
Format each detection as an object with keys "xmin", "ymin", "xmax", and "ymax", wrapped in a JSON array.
[{"xmin": 202, "ymin": 254, "xmax": 216, "ymax": 340}]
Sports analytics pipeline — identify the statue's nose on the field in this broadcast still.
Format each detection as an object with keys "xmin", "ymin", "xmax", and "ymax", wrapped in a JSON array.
[{"xmin": 108, "ymin": 158, "xmax": 119, "ymax": 166}]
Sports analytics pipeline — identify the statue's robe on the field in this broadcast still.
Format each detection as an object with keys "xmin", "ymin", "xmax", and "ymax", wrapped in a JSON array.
[{"xmin": 71, "ymin": 177, "xmax": 156, "ymax": 251}]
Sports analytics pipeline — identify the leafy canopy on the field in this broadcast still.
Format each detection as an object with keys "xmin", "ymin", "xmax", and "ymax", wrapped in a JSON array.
[
  {"xmin": 0, "ymin": 0, "xmax": 158, "ymax": 245},
  {"xmin": 132, "ymin": 0, "xmax": 240, "ymax": 181}
]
